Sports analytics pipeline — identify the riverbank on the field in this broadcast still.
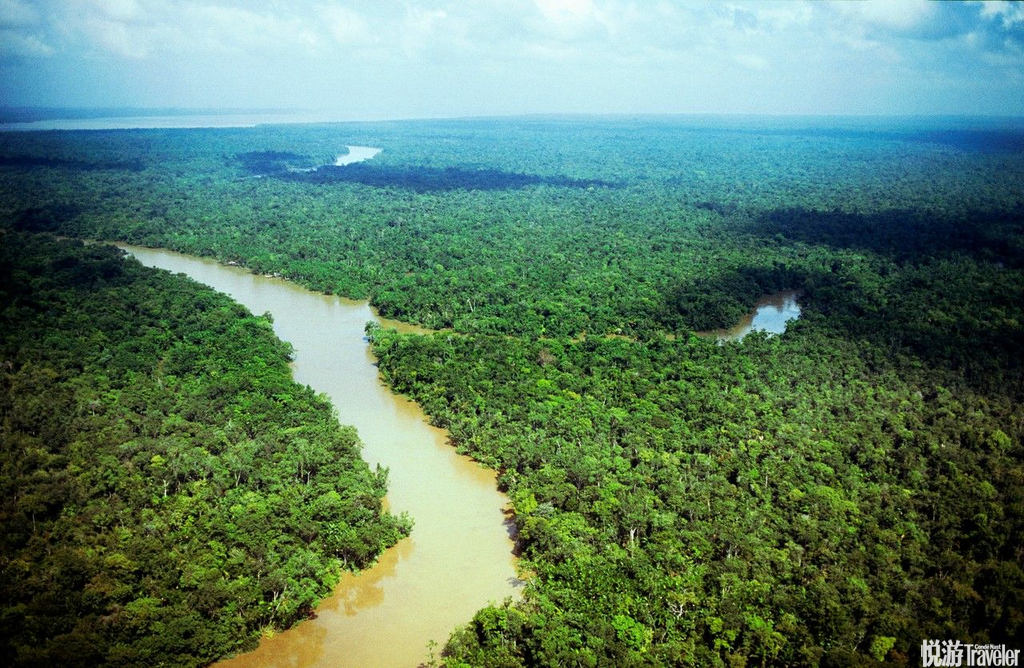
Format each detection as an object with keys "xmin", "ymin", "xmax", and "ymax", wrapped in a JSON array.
[{"xmin": 118, "ymin": 244, "xmax": 521, "ymax": 668}]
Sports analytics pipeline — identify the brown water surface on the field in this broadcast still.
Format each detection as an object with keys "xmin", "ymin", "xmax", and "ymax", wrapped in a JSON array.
[{"xmin": 117, "ymin": 244, "xmax": 520, "ymax": 668}]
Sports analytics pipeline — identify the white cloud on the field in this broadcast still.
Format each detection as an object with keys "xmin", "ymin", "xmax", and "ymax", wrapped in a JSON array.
[
  {"xmin": 521, "ymin": 39, "xmax": 587, "ymax": 63},
  {"xmin": 978, "ymin": 1, "xmax": 1024, "ymax": 26},
  {"xmin": 524, "ymin": 0, "xmax": 611, "ymax": 42},
  {"xmin": 399, "ymin": 6, "xmax": 448, "ymax": 56},
  {"xmin": 533, "ymin": 0, "xmax": 593, "ymax": 24},
  {"xmin": 319, "ymin": 4, "xmax": 376, "ymax": 47},
  {"xmin": 81, "ymin": 16, "xmax": 149, "ymax": 58},
  {"xmin": 834, "ymin": 0, "xmax": 933, "ymax": 30},
  {"xmin": 47, "ymin": 1, "xmax": 325, "ymax": 59},
  {"xmin": 0, "ymin": 0, "xmax": 40, "ymax": 27},
  {"xmin": 91, "ymin": 0, "xmax": 143, "ymax": 22},
  {"xmin": 727, "ymin": 1, "xmax": 812, "ymax": 33},
  {"xmin": 1, "ymin": 0, "xmax": 1021, "ymax": 115},
  {"xmin": 0, "ymin": 27, "xmax": 53, "ymax": 56},
  {"xmin": 186, "ymin": 4, "xmax": 320, "ymax": 54},
  {"xmin": 733, "ymin": 53, "xmax": 768, "ymax": 71}
]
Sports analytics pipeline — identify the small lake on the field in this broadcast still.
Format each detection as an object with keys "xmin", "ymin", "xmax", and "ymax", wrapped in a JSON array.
[
  {"xmin": 698, "ymin": 290, "xmax": 801, "ymax": 342},
  {"xmin": 284, "ymin": 146, "xmax": 381, "ymax": 174},
  {"xmin": 335, "ymin": 146, "xmax": 382, "ymax": 165}
]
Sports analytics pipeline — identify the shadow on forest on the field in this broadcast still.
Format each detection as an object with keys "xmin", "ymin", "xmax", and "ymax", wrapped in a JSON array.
[
  {"xmin": 702, "ymin": 126, "xmax": 1024, "ymax": 153},
  {"xmin": 903, "ymin": 128, "xmax": 1024, "ymax": 153},
  {"xmin": 281, "ymin": 163, "xmax": 615, "ymax": 193},
  {"xmin": 237, "ymin": 150, "xmax": 313, "ymax": 174},
  {"xmin": 660, "ymin": 253, "xmax": 1024, "ymax": 396},
  {"xmin": 715, "ymin": 205, "xmax": 1024, "ymax": 392},
  {"xmin": 740, "ymin": 206, "xmax": 1024, "ymax": 267},
  {"xmin": 658, "ymin": 263, "xmax": 801, "ymax": 333},
  {"xmin": 11, "ymin": 205, "xmax": 83, "ymax": 233}
]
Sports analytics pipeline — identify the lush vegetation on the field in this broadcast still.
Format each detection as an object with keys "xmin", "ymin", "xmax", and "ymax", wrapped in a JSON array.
[
  {"xmin": 0, "ymin": 232, "xmax": 410, "ymax": 666},
  {"xmin": 3, "ymin": 118, "xmax": 1021, "ymax": 338},
  {"xmin": 371, "ymin": 314, "xmax": 1022, "ymax": 665},
  {"xmin": 1, "ymin": 116, "xmax": 1022, "ymax": 665}
]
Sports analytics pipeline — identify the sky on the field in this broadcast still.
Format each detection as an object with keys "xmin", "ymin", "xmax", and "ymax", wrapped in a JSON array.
[{"xmin": 0, "ymin": 0, "xmax": 1022, "ymax": 119}]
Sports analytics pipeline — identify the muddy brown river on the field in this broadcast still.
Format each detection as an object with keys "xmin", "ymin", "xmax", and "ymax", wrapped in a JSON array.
[{"xmin": 117, "ymin": 244, "xmax": 520, "ymax": 668}]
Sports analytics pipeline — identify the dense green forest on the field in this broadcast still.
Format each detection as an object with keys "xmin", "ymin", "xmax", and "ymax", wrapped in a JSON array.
[
  {"xmin": 0, "ymin": 232, "xmax": 410, "ymax": 666},
  {"xmin": 3, "ymin": 117, "xmax": 1021, "ymax": 338},
  {"xmin": 1, "ymin": 116, "xmax": 1022, "ymax": 665},
  {"xmin": 371, "ymin": 320, "xmax": 1022, "ymax": 666}
]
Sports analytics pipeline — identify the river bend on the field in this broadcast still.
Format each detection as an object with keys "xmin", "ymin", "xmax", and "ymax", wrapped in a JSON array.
[{"xmin": 118, "ymin": 244, "xmax": 520, "ymax": 668}]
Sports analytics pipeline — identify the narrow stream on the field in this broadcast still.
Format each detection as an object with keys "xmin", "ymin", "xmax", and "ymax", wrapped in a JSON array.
[{"xmin": 117, "ymin": 244, "xmax": 521, "ymax": 668}]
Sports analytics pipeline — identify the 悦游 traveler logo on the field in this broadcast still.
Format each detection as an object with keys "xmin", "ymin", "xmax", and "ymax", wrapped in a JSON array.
[{"xmin": 921, "ymin": 641, "xmax": 1020, "ymax": 667}]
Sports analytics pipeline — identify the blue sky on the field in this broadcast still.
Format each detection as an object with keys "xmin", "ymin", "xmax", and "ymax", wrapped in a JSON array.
[{"xmin": 1, "ymin": 0, "xmax": 1022, "ymax": 118}]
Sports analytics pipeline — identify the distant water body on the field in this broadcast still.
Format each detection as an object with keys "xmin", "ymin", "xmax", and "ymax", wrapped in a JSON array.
[
  {"xmin": 335, "ymin": 146, "xmax": 382, "ymax": 165},
  {"xmin": 0, "ymin": 112, "xmax": 338, "ymax": 131},
  {"xmin": 283, "ymin": 146, "xmax": 382, "ymax": 174}
]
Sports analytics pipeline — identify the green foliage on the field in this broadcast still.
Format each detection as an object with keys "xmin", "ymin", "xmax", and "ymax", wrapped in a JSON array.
[
  {"xmin": 2, "ymin": 118, "xmax": 1021, "ymax": 339},
  {"xmin": 869, "ymin": 636, "xmax": 896, "ymax": 662},
  {"xmin": 0, "ymin": 233, "xmax": 410, "ymax": 666},
  {"xmin": 371, "ymin": 317, "xmax": 1023, "ymax": 665},
  {"xmin": 2, "ymin": 117, "xmax": 1023, "ymax": 665}
]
